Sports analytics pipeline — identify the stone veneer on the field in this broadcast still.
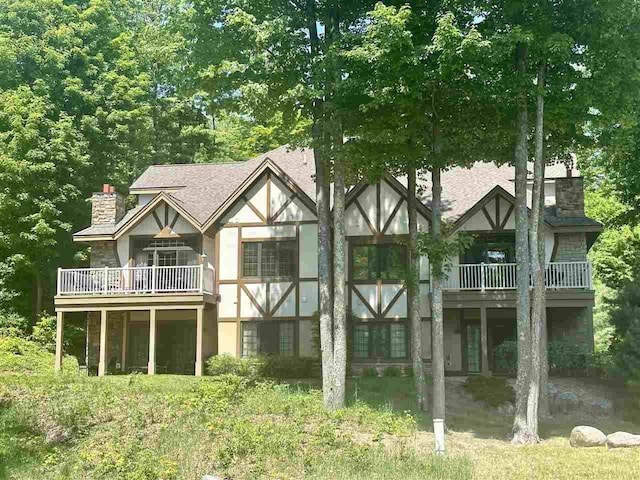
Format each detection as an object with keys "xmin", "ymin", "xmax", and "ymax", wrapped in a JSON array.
[
  {"xmin": 89, "ymin": 241, "xmax": 120, "ymax": 267},
  {"xmin": 553, "ymin": 233, "xmax": 588, "ymax": 262},
  {"xmin": 87, "ymin": 311, "xmax": 125, "ymax": 373},
  {"xmin": 555, "ymin": 177, "xmax": 585, "ymax": 217},
  {"xmin": 91, "ymin": 190, "xmax": 126, "ymax": 225}
]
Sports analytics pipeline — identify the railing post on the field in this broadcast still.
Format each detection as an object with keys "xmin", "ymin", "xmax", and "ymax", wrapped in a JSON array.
[
  {"xmin": 151, "ymin": 264, "xmax": 157, "ymax": 293},
  {"xmin": 587, "ymin": 261, "xmax": 593, "ymax": 290},
  {"xmin": 103, "ymin": 266, "xmax": 109, "ymax": 294},
  {"xmin": 57, "ymin": 267, "xmax": 62, "ymax": 296},
  {"xmin": 480, "ymin": 263, "xmax": 485, "ymax": 291},
  {"xmin": 199, "ymin": 264, "xmax": 204, "ymax": 293}
]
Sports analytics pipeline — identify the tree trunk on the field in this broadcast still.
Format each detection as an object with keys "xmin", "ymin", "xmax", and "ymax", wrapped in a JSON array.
[
  {"xmin": 431, "ymin": 166, "xmax": 446, "ymax": 425},
  {"xmin": 307, "ymin": 0, "xmax": 335, "ymax": 410},
  {"xmin": 512, "ymin": 41, "xmax": 532, "ymax": 444},
  {"xmin": 526, "ymin": 61, "xmax": 546, "ymax": 442},
  {"xmin": 408, "ymin": 166, "xmax": 428, "ymax": 412},
  {"xmin": 35, "ymin": 269, "xmax": 43, "ymax": 320},
  {"xmin": 332, "ymin": 151, "xmax": 347, "ymax": 409}
]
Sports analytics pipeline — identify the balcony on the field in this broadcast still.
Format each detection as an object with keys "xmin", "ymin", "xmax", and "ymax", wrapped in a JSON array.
[
  {"xmin": 57, "ymin": 265, "xmax": 216, "ymax": 296},
  {"xmin": 442, "ymin": 261, "xmax": 592, "ymax": 291}
]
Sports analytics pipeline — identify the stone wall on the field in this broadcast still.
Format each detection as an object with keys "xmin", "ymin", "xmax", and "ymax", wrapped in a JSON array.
[
  {"xmin": 553, "ymin": 233, "xmax": 587, "ymax": 262},
  {"xmin": 91, "ymin": 191, "xmax": 126, "ymax": 225},
  {"xmin": 87, "ymin": 311, "xmax": 125, "ymax": 374},
  {"xmin": 548, "ymin": 306, "xmax": 594, "ymax": 351},
  {"xmin": 555, "ymin": 177, "xmax": 585, "ymax": 217},
  {"xmin": 89, "ymin": 241, "xmax": 121, "ymax": 267}
]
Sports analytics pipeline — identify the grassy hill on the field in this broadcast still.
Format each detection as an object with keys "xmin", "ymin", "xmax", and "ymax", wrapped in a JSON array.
[{"xmin": 1, "ymin": 338, "xmax": 639, "ymax": 479}]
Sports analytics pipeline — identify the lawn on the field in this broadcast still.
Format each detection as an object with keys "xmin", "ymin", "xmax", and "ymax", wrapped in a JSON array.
[{"xmin": 1, "ymin": 345, "xmax": 639, "ymax": 480}]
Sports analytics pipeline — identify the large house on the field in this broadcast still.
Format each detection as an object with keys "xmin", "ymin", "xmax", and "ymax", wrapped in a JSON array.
[{"xmin": 53, "ymin": 146, "xmax": 601, "ymax": 376}]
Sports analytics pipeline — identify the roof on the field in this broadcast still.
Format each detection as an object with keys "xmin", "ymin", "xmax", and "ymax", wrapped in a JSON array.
[
  {"xmin": 129, "ymin": 146, "xmax": 316, "ymax": 225},
  {"xmin": 74, "ymin": 147, "xmax": 598, "ymax": 238}
]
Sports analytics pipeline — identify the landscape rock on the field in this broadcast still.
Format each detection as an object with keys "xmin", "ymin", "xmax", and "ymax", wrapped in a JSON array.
[
  {"xmin": 554, "ymin": 391, "xmax": 580, "ymax": 414},
  {"xmin": 569, "ymin": 426, "xmax": 607, "ymax": 447},
  {"xmin": 497, "ymin": 401, "xmax": 515, "ymax": 416},
  {"xmin": 606, "ymin": 432, "xmax": 640, "ymax": 449},
  {"xmin": 545, "ymin": 383, "xmax": 559, "ymax": 398},
  {"xmin": 590, "ymin": 399, "xmax": 613, "ymax": 416},
  {"xmin": 202, "ymin": 476, "xmax": 224, "ymax": 480},
  {"xmin": 44, "ymin": 424, "xmax": 71, "ymax": 444}
]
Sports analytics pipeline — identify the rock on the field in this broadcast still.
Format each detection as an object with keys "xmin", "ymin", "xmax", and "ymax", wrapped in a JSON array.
[
  {"xmin": 545, "ymin": 383, "xmax": 559, "ymax": 397},
  {"xmin": 569, "ymin": 426, "xmax": 607, "ymax": 447},
  {"xmin": 497, "ymin": 401, "xmax": 515, "ymax": 416},
  {"xmin": 202, "ymin": 476, "xmax": 224, "ymax": 480},
  {"xmin": 591, "ymin": 399, "xmax": 612, "ymax": 416},
  {"xmin": 44, "ymin": 424, "xmax": 71, "ymax": 444},
  {"xmin": 554, "ymin": 391, "xmax": 579, "ymax": 414},
  {"xmin": 606, "ymin": 432, "xmax": 640, "ymax": 449}
]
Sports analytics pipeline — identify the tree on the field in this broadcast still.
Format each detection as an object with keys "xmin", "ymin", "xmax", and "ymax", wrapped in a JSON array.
[
  {"xmin": 190, "ymin": 0, "xmax": 380, "ymax": 409},
  {"xmin": 339, "ymin": 5, "xmax": 502, "ymax": 445}
]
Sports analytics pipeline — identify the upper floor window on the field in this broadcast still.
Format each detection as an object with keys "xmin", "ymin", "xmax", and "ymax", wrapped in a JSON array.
[
  {"xmin": 352, "ymin": 244, "xmax": 407, "ymax": 281},
  {"xmin": 463, "ymin": 233, "xmax": 515, "ymax": 264},
  {"xmin": 133, "ymin": 237, "xmax": 199, "ymax": 267},
  {"xmin": 242, "ymin": 240, "xmax": 296, "ymax": 280}
]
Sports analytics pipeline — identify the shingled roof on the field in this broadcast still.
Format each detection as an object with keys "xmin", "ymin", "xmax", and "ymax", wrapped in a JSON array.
[{"xmin": 74, "ymin": 146, "xmax": 598, "ymax": 238}]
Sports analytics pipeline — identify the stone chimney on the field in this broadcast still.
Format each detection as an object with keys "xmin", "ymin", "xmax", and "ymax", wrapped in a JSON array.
[
  {"xmin": 555, "ymin": 176, "xmax": 584, "ymax": 217},
  {"xmin": 91, "ymin": 184, "xmax": 126, "ymax": 225}
]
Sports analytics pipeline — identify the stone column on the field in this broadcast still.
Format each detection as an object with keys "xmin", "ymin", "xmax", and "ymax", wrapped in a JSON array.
[
  {"xmin": 148, "ymin": 309, "xmax": 156, "ymax": 375},
  {"xmin": 195, "ymin": 306, "xmax": 204, "ymax": 376},
  {"xmin": 480, "ymin": 306, "xmax": 490, "ymax": 376},
  {"xmin": 55, "ymin": 311, "xmax": 64, "ymax": 372},
  {"xmin": 98, "ymin": 309, "xmax": 108, "ymax": 376},
  {"xmin": 121, "ymin": 314, "xmax": 128, "ymax": 373}
]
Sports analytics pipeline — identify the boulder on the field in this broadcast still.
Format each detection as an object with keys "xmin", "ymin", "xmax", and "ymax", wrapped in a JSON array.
[
  {"xmin": 606, "ymin": 432, "xmax": 640, "ymax": 449},
  {"xmin": 554, "ymin": 391, "xmax": 579, "ymax": 414},
  {"xmin": 569, "ymin": 426, "xmax": 607, "ymax": 448},
  {"xmin": 590, "ymin": 399, "xmax": 613, "ymax": 416}
]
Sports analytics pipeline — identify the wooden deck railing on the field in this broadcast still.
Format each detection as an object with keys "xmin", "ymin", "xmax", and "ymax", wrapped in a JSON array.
[
  {"xmin": 57, "ymin": 265, "xmax": 216, "ymax": 296},
  {"xmin": 441, "ymin": 261, "xmax": 592, "ymax": 291}
]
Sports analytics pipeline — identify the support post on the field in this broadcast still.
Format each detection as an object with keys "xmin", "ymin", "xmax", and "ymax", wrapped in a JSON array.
[
  {"xmin": 55, "ymin": 311, "xmax": 64, "ymax": 372},
  {"xmin": 121, "ymin": 313, "xmax": 128, "ymax": 373},
  {"xmin": 480, "ymin": 306, "xmax": 490, "ymax": 376},
  {"xmin": 98, "ymin": 309, "xmax": 108, "ymax": 376},
  {"xmin": 195, "ymin": 306, "xmax": 204, "ymax": 376},
  {"xmin": 148, "ymin": 309, "xmax": 156, "ymax": 375}
]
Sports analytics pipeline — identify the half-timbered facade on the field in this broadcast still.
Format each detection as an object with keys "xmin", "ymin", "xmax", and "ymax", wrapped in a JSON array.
[{"xmin": 54, "ymin": 146, "xmax": 601, "ymax": 376}]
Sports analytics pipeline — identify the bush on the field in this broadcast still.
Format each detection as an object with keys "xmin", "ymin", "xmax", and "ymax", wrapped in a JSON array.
[
  {"xmin": 383, "ymin": 366, "xmax": 401, "ymax": 377},
  {"xmin": 0, "ymin": 311, "xmax": 28, "ymax": 338},
  {"xmin": 606, "ymin": 283, "xmax": 640, "ymax": 382},
  {"xmin": 361, "ymin": 367, "xmax": 378, "ymax": 377},
  {"xmin": 463, "ymin": 376, "xmax": 515, "ymax": 408},
  {"xmin": 494, "ymin": 340, "xmax": 517, "ymax": 371},
  {"xmin": 495, "ymin": 338, "xmax": 603, "ymax": 372},
  {"xmin": 205, "ymin": 354, "xmax": 318, "ymax": 380},
  {"xmin": 0, "ymin": 337, "xmax": 78, "ymax": 375}
]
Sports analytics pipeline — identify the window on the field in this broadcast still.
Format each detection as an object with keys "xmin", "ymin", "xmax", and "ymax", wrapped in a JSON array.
[
  {"xmin": 241, "ymin": 322, "xmax": 295, "ymax": 357},
  {"xmin": 352, "ymin": 244, "xmax": 407, "ymax": 281},
  {"xmin": 242, "ymin": 241, "xmax": 296, "ymax": 279},
  {"xmin": 134, "ymin": 237, "xmax": 199, "ymax": 266},
  {"xmin": 352, "ymin": 323, "xmax": 408, "ymax": 360},
  {"xmin": 463, "ymin": 233, "xmax": 515, "ymax": 264}
]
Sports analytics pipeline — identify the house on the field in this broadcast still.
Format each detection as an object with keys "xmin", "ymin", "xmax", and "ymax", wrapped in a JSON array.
[{"xmin": 53, "ymin": 146, "xmax": 601, "ymax": 376}]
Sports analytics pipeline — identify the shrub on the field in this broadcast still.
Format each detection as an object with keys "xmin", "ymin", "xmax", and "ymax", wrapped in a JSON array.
[
  {"xmin": 548, "ymin": 337, "xmax": 591, "ymax": 369},
  {"xmin": 382, "ymin": 366, "xmax": 401, "ymax": 377},
  {"xmin": 494, "ymin": 340, "xmax": 517, "ymax": 371},
  {"xmin": 0, "ymin": 336, "xmax": 78, "ymax": 375},
  {"xmin": 0, "ymin": 311, "xmax": 28, "ymax": 338},
  {"xmin": 361, "ymin": 367, "xmax": 378, "ymax": 377},
  {"xmin": 206, "ymin": 354, "xmax": 318, "ymax": 379},
  {"xmin": 261, "ymin": 355, "xmax": 318, "ymax": 379},
  {"xmin": 606, "ymin": 283, "xmax": 640, "ymax": 382},
  {"xmin": 463, "ymin": 376, "xmax": 515, "ymax": 408}
]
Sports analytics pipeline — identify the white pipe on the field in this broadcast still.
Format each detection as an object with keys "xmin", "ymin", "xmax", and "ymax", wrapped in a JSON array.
[{"xmin": 434, "ymin": 418, "xmax": 445, "ymax": 456}]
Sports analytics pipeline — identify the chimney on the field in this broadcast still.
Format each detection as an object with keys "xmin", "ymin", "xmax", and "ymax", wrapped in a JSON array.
[
  {"xmin": 91, "ymin": 184, "xmax": 126, "ymax": 225},
  {"xmin": 555, "ymin": 173, "xmax": 584, "ymax": 217}
]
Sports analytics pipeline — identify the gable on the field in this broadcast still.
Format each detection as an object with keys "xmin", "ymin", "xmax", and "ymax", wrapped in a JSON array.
[
  {"xmin": 345, "ymin": 177, "xmax": 429, "ymax": 236},
  {"xmin": 218, "ymin": 169, "xmax": 317, "ymax": 227},
  {"xmin": 126, "ymin": 201, "xmax": 199, "ymax": 237},
  {"xmin": 455, "ymin": 188, "xmax": 516, "ymax": 233}
]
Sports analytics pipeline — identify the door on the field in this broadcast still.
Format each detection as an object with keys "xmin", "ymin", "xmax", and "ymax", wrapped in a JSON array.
[{"xmin": 128, "ymin": 322, "xmax": 150, "ymax": 372}]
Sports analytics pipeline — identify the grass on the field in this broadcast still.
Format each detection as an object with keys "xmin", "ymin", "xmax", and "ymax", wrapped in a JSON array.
[{"xmin": 1, "ymin": 340, "xmax": 639, "ymax": 479}]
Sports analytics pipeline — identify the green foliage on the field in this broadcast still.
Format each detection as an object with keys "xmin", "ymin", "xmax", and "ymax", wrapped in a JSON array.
[
  {"xmin": 0, "ymin": 336, "xmax": 77, "ymax": 375},
  {"xmin": 361, "ymin": 367, "xmax": 379, "ymax": 378},
  {"xmin": 606, "ymin": 283, "xmax": 640, "ymax": 381},
  {"xmin": 382, "ymin": 366, "xmax": 401, "ymax": 377},
  {"xmin": 463, "ymin": 376, "xmax": 515, "ymax": 408},
  {"xmin": 494, "ymin": 340, "xmax": 518, "ymax": 371},
  {"xmin": 417, "ymin": 232, "xmax": 474, "ymax": 280},
  {"xmin": 0, "ymin": 311, "xmax": 27, "ymax": 337},
  {"xmin": 205, "ymin": 354, "xmax": 318, "ymax": 380}
]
